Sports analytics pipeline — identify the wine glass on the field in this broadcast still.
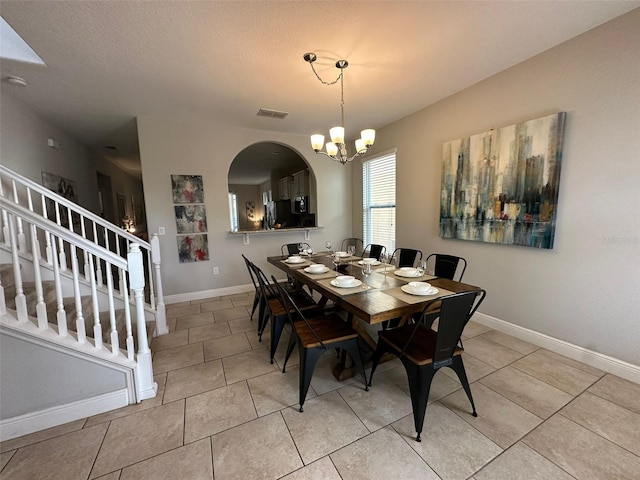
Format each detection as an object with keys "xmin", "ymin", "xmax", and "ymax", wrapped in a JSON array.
[
  {"xmin": 362, "ymin": 262, "xmax": 372, "ymax": 291},
  {"xmin": 325, "ymin": 241, "xmax": 332, "ymax": 255},
  {"xmin": 348, "ymin": 245, "xmax": 356, "ymax": 257},
  {"xmin": 331, "ymin": 252, "xmax": 341, "ymax": 276},
  {"xmin": 417, "ymin": 260, "xmax": 426, "ymax": 277},
  {"xmin": 382, "ymin": 253, "xmax": 391, "ymax": 278},
  {"xmin": 298, "ymin": 243, "xmax": 304, "ymax": 255}
]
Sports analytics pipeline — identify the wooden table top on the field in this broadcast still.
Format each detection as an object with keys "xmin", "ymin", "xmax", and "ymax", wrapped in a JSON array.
[{"xmin": 268, "ymin": 253, "xmax": 481, "ymax": 325}]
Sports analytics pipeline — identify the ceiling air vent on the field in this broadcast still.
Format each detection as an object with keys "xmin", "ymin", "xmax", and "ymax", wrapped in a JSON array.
[{"xmin": 257, "ymin": 108, "xmax": 288, "ymax": 120}]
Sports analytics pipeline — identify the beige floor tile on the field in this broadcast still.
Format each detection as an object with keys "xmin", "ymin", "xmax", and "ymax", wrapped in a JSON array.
[
  {"xmin": 463, "ymin": 336, "xmax": 525, "ymax": 369},
  {"xmin": 541, "ymin": 349, "xmax": 604, "ymax": 378},
  {"xmin": 523, "ymin": 414, "xmax": 640, "ymax": 480},
  {"xmin": 0, "ymin": 450, "xmax": 16, "ymax": 470},
  {"xmin": 166, "ymin": 303, "xmax": 200, "ymax": 317},
  {"xmin": 0, "ymin": 418, "xmax": 86, "ymax": 452},
  {"xmin": 184, "ymin": 382, "xmax": 257, "ymax": 443},
  {"xmin": 227, "ymin": 316, "xmax": 255, "ymax": 334},
  {"xmin": 330, "ymin": 426, "xmax": 440, "ymax": 480},
  {"xmin": 163, "ymin": 359, "xmax": 226, "ymax": 403},
  {"xmin": 152, "ymin": 342, "xmax": 204, "ymax": 374},
  {"xmin": 166, "ymin": 317, "xmax": 177, "ymax": 332},
  {"xmin": 93, "ymin": 472, "xmax": 121, "ymax": 480},
  {"xmin": 231, "ymin": 295, "xmax": 254, "ymax": 307},
  {"xmin": 0, "ymin": 423, "xmax": 107, "ymax": 480},
  {"xmin": 512, "ymin": 351, "xmax": 600, "ymax": 395},
  {"xmin": 479, "ymin": 366, "xmax": 573, "ymax": 419},
  {"xmin": 200, "ymin": 298, "xmax": 234, "ymax": 312},
  {"xmin": 282, "ymin": 391, "xmax": 369, "ymax": 464},
  {"xmin": 120, "ymin": 438, "xmax": 213, "ymax": 480},
  {"xmin": 280, "ymin": 456, "xmax": 342, "ymax": 480},
  {"xmin": 214, "ymin": 306, "xmax": 250, "ymax": 322},
  {"xmin": 473, "ymin": 442, "xmax": 574, "ymax": 480},
  {"xmin": 247, "ymin": 366, "xmax": 316, "ymax": 416},
  {"xmin": 188, "ymin": 322, "xmax": 232, "ymax": 343},
  {"xmin": 190, "ymin": 296, "xmax": 221, "ymax": 305},
  {"xmin": 440, "ymin": 382, "xmax": 542, "ymax": 449},
  {"xmin": 175, "ymin": 311, "xmax": 215, "ymax": 330},
  {"xmin": 560, "ymin": 392, "xmax": 640, "ymax": 456},
  {"xmin": 309, "ymin": 354, "xmax": 356, "ymax": 395},
  {"xmin": 211, "ymin": 413, "xmax": 303, "ymax": 480},
  {"xmin": 477, "ymin": 330, "xmax": 539, "ymax": 355},
  {"xmin": 203, "ymin": 332, "xmax": 252, "ymax": 361},
  {"xmin": 90, "ymin": 400, "xmax": 185, "ymax": 478},
  {"xmin": 379, "ymin": 364, "xmax": 463, "ymax": 403},
  {"xmin": 393, "ymin": 401, "xmax": 502, "ymax": 480},
  {"xmin": 222, "ymin": 348, "xmax": 280, "ymax": 384},
  {"xmin": 441, "ymin": 352, "xmax": 496, "ymax": 383},
  {"xmin": 85, "ymin": 374, "xmax": 167, "ymax": 427},
  {"xmin": 461, "ymin": 321, "xmax": 492, "ymax": 339},
  {"xmin": 151, "ymin": 328, "xmax": 189, "ymax": 352},
  {"xmin": 587, "ymin": 373, "xmax": 640, "ymax": 414},
  {"xmin": 339, "ymin": 377, "xmax": 412, "ymax": 432},
  {"xmin": 271, "ymin": 330, "xmax": 302, "ymax": 368}
]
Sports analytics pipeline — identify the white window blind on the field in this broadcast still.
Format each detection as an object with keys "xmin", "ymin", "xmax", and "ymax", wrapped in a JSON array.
[{"xmin": 363, "ymin": 151, "xmax": 396, "ymax": 253}]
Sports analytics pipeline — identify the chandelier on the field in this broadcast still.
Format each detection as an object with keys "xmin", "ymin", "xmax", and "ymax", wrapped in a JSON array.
[{"xmin": 303, "ymin": 52, "xmax": 375, "ymax": 165}]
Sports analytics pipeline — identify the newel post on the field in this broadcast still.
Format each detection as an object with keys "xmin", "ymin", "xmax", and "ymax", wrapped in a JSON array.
[
  {"xmin": 128, "ymin": 242, "xmax": 157, "ymax": 401},
  {"xmin": 151, "ymin": 234, "xmax": 168, "ymax": 335}
]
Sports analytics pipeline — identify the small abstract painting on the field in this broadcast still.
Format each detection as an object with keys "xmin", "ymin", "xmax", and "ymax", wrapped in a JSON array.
[
  {"xmin": 171, "ymin": 175, "xmax": 204, "ymax": 203},
  {"xmin": 177, "ymin": 234, "xmax": 209, "ymax": 262},
  {"xmin": 440, "ymin": 112, "xmax": 566, "ymax": 249},
  {"xmin": 245, "ymin": 201, "xmax": 255, "ymax": 221},
  {"xmin": 174, "ymin": 205, "xmax": 207, "ymax": 233},
  {"xmin": 42, "ymin": 171, "xmax": 80, "ymax": 227}
]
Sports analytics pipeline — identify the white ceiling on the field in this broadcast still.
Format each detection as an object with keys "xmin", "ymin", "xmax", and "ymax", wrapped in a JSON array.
[{"xmin": 1, "ymin": 1, "xmax": 638, "ymax": 176}]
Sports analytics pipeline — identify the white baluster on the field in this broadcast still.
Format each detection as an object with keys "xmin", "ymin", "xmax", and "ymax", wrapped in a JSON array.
[
  {"xmin": 105, "ymin": 259, "xmax": 119, "ymax": 354},
  {"xmin": 81, "ymin": 217, "xmax": 90, "ymax": 281},
  {"xmin": 129, "ymin": 243, "xmax": 157, "ymax": 401},
  {"xmin": 121, "ymin": 268, "xmax": 134, "ymax": 360},
  {"xmin": 0, "ymin": 178, "xmax": 10, "ymax": 246},
  {"xmin": 151, "ymin": 234, "xmax": 168, "ymax": 335},
  {"xmin": 88, "ymin": 252, "xmax": 102, "ymax": 349},
  {"xmin": 70, "ymin": 244, "xmax": 86, "ymax": 343},
  {"xmin": 26, "ymin": 188, "xmax": 42, "ymax": 261},
  {"xmin": 93, "ymin": 222, "xmax": 103, "ymax": 287},
  {"xmin": 11, "ymin": 180, "xmax": 26, "ymax": 251},
  {"xmin": 8, "ymin": 214, "xmax": 28, "ymax": 322},
  {"xmin": 41, "ymin": 196, "xmax": 53, "ymax": 264},
  {"xmin": 55, "ymin": 203, "xmax": 67, "ymax": 271},
  {"xmin": 29, "ymin": 222, "xmax": 48, "ymax": 329},
  {"xmin": 49, "ymin": 231, "xmax": 67, "ymax": 337}
]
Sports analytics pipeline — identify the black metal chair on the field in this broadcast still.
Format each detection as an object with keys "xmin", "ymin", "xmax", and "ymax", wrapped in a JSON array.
[
  {"xmin": 390, "ymin": 248, "xmax": 422, "ymax": 268},
  {"xmin": 241, "ymin": 254, "xmax": 261, "ymax": 322},
  {"xmin": 281, "ymin": 242, "xmax": 311, "ymax": 256},
  {"xmin": 273, "ymin": 276, "xmax": 368, "ymax": 412},
  {"xmin": 362, "ymin": 243, "xmax": 386, "ymax": 261},
  {"xmin": 368, "ymin": 289, "xmax": 486, "ymax": 442},
  {"xmin": 425, "ymin": 253, "xmax": 467, "ymax": 281},
  {"xmin": 341, "ymin": 237, "xmax": 364, "ymax": 256},
  {"xmin": 251, "ymin": 262, "xmax": 317, "ymax": 363}
]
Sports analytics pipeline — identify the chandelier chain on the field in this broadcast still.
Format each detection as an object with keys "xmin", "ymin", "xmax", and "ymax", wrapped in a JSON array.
[{"xmin": 307, "ymin": 60, "xmax": 342, "ymax": 86}]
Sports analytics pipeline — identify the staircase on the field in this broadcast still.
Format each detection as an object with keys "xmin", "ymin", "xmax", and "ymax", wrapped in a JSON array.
[{"xmin": 0, "ymin": 165, "xmax": 167, "ymax": 441}]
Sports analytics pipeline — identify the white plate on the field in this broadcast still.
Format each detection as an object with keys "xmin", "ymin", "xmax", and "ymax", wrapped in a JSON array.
[
  {"xmin": 285, "ymin": 257, "xmax": 305, "ymax": 264},
  {"xmin": 394, "ymin": 268, "xmax": 421, "ymax": 277},
  {"xmin": 357, "ymin": 260, "xmax": 380, "ymax": 266},
  {"xmin": 330, "ymin": 279, "xmax": 363, "ymax": 288},
  {"xmin": 334, "ymin": 251, "xmax": 350, "ymax": 257},
  {"xmin": 304, "ymin": 266, "xmax": 329, "ymax": 274},
  {"xmin": 401, "ymin": 285, "xmax": 439, "ymax": 296}
]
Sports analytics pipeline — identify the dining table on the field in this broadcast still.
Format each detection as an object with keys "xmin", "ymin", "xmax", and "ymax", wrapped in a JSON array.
[{"xmin": 267, "ymin": 251, "xmax": 482, "ymax": 380}]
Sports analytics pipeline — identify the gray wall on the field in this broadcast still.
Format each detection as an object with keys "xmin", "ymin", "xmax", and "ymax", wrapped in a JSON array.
[
  {"xmin": 0, "ymin": 333, "xmax": 126, "ymax": 419},
  {"xmin": 352, "ymin": 10, "xmax": 640, "ymax": 366}
]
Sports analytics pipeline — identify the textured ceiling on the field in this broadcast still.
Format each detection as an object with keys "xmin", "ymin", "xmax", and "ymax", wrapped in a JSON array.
[{"xmin": 1, "ymin": 1, "xmax": 638, "ymax": 175}]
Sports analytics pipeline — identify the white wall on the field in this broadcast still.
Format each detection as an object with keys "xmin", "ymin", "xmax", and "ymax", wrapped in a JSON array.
[
  {"xmin": 137, "ymin": 117, "xmax": 353, "ymax": 297},
  {"xmin": 353, "ymin": 10, "xmax": 640, "ymax": 366}
]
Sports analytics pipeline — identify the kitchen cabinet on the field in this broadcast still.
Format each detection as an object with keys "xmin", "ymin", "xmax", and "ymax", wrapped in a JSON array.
[{"xmin": 291, "ymin": 170, "xmax": 309, "ymax": 197}]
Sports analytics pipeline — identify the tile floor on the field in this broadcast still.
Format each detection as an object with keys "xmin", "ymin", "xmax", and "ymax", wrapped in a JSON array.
[{"xmin": 2, "ymin": 291, "xmax": 640, "ymax": 479}]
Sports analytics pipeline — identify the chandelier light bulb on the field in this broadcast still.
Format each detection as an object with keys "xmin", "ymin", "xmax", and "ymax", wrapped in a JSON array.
[
  {"xmin": 329, "ymin": 126, "xmax": 345, "ymax": 145},
  {"xmin": 326, "ymin": 142, "xmax": 339, "ymax": 157},
  {"xmin": 311, "ymin": 134, "xmax": 325, "ymax": 152}
]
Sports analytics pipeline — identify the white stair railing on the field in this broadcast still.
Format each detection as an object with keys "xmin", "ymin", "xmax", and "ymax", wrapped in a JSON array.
[{"xmin": 0, "ymin": 165, "xmax": 167, "ymax": 335}]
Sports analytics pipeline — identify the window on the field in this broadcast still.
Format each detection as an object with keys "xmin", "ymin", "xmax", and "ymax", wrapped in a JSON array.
[
  {"xmin": 229, "ymin": 192, "xmax": 239, "ymax": 231},
  {"xmin": 363, "ymin": 151, "xmax": 396, "ymax": 253}
]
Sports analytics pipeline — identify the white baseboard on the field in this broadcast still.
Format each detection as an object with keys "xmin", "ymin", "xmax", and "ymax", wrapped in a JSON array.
[
  {"xmin": 165, "ymin": 283, "xmax": 254, "ymax": 304},
  {"xmin": 0, "ymin": 388, "xmax": 129, "ymax": 441},
  {"xmin": 473, "ymin": 312, "xmax": 640, "ymax": 385}
]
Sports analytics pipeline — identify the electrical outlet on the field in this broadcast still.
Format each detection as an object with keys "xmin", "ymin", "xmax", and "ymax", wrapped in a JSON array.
[
  {"xmin": 158, "ymin": 227, "xmax": 165, "ymax": 235},
  {"xmin": 213, "ymin": 267, "xmax": 219, "ymax": 275}
]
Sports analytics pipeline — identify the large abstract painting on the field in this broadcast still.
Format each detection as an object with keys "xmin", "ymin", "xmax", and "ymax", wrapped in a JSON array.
[
  {"xmin": 174, "ymin": 205, "xmax": 207, "ymax": 233},
  {"xmin": 177, "ymin": 234, "xmax": 209, "ymax": 262},
  {"xmin": 440, "ymin": 112, "xmax": 566, "ymax": 249}
]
